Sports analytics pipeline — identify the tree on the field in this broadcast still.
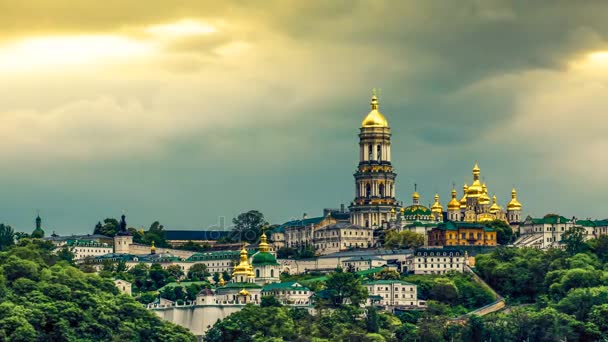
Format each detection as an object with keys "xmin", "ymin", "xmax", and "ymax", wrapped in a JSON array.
[
  {"xmin": 166, "ymin": 265, "xmax": 184, "ymax": 280},
  {"xmin": 0, "ymin": 224, "xmax": 15, "ymax": 251},
  {"xmin": 323, "ymin": 269, "xmax": 368, "ymax": 307},
  {"xmin": 261, "ymin": 295, "xmax": 282, "ymax": 307},
  {"xmin": 375, "ymin": 268, "xmax": 400, "ymax": 280},
  {"xmin": 56, "ymin": 247, "xmax": 75, "ymax": 264},
  {"xmin": 383, "ymin": 230, "xmax": 424, "ymax": 249},
  {"xmin": 562, "ymin": 226, "xmax": 588, "ymax": 255},
  {"xmin": 93, "ymin": 218, "xmax": 120, "ymax": 237},
  {"xmin": 486, "ymin": 220, "xmax": 514, "ymax": 245},
  {"xmin": 231, "ymin": 210, "xmax": 267, "ymax": 243},
  {"xmin": 187, "ymin": 263, "xmax": 209, "ymax": 281}
]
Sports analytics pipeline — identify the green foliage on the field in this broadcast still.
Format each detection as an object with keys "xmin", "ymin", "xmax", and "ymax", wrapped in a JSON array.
[
  {"xmin": 93, "ymin": 218, "xmax": 120, "ymax": 237},
  {"xmin": 260, "ymin": 295, "xmax": 282, "ymax": 307},
  {"xmin": 562, "ymin": 226, "xmax": 589, "ymax": 256},
  {"xmin": 0, "ymin": 224, "xmax": 15, "ymax": 251},
  {"xmin": 485, "ymin": 220, "xmax": 514, "ymax": 245},
  {"xmin": 322, "ymin": 268, "xmax": 368, "ymax": 308},
  {"xmin": 187, "ymin": 263, "xmax": 210, "ymax": 281},
  {"xmin": 231, "ymin": 210, "xmax": 267, "ymax": 243},
  {"xmin": 383, "ymin": 230, "xmax": 424, "ymax": 249},
  {"xmin": 0, "ymin": 240, "xmax": 195, "ymax": 341},
  {"xmin": 179, "ymin": 241, "xmax": 211, "ymax": 252}
]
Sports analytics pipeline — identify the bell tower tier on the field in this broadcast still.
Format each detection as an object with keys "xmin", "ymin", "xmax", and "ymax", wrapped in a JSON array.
[{"xmin": 349, "ymin": 94, "xmax": 401, "ymax": 228}]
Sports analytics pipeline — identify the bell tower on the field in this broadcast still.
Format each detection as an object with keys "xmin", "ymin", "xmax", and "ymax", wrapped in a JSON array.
[{"xmin": 349, "ymin": 92, "xmax": 400, "ymax": 228}]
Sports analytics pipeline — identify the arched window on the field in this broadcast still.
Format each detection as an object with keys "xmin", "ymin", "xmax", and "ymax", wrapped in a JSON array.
[
  {"xmin": 366, "ymin": 184, "xmax": 371, "ymax": 198},
  {"xmin": 368, "ymin": 144, "xmax": 373, "ymax": 160},
  {"xmin": 379, "ymin": 184, "xmax": 385, "ymax": 197},
  {"xmin": 377, "ymin": 145, "xmax": 382, "ymax": 161},
  {"xmin": 271, "ymin": 269, "xmax": 274, "ymax": 277},
  {"xmin": 256, "ymin": 269, "xmax": 260, "ymax": 278}
]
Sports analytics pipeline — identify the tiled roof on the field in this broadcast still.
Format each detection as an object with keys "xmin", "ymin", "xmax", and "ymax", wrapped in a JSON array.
[
  {"xmin": 435, "ymin": 221, "xmax": 494, "ymax": 232},
  {"xmin": 363, "ymin": 279, "xmax": 415, "ymax": 285},
  {"xmin": 262, "ymin": 281, "xmax": 309, "ymax": 291}
]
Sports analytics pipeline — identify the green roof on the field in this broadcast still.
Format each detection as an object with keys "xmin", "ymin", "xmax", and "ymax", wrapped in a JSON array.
[
  {"xmin": 217, "ymin": 282, "xmax": 262, "ymax": 290},
  {"xmin": 186, "ymin": 250, "xmax": 254, "ymax": 262},
  {"xmin": 252, "ymin": 252, "xmax": 279, "ymax": 266},
  {"xmin": 363, "ymin": 279, "xmax": 414, "ymax": 285},
  {"xmin": 158, "ymin": 281, "xmax": 208, "ymax": 292},
  {"xmin": 436, "ymin": 221, "xmax": 494, "ymax": 232},
  {"xmin": 529, "ymin": 215, "xmax": 571, "ymax": 225},
  {"xmin": 300, "ymin": 267, "xmax": 385, "ymax": 284},
  {"xmin": 402, "ymin": 205, "xmax": 432, "ymax": 217},
  {"xmin": 66, "ymin": 239, "xmax": 111, "ymax": 247},
  {"xmin": 262, "ymin": 281, "xmax": 309, "ymax": 292}
]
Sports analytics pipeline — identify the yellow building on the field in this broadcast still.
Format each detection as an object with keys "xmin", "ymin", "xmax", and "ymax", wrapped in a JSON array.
[{"xmin": 428, "ymin": 221, "xmax": 497, "ymax": 247}]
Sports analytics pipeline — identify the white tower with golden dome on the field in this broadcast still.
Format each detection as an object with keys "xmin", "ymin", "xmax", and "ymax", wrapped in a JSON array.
[
  {"xmin": 507, "ymin": 188, "xmax": 523, "ymax": 223},
  {"xmin": 349, "ymin": 92, "xmax": 400, "ymax": 228},
  {"xmin": 447, "ymin": 187, "xmax": 462, "ymax": 221}
]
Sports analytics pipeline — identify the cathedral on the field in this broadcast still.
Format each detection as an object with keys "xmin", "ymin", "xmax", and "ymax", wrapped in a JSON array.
[{"xmin": 348, "ymin": 93, "xmax": 523, "ymax": 230}]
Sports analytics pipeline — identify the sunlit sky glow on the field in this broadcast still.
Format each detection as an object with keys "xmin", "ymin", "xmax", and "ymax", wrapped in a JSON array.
[{"xmin": 1, "ymin": 1, "xmax": 608, "ymax": 234}]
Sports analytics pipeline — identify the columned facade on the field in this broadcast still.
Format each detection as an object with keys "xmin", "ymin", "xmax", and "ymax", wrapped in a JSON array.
[{"xmin": 349, "ymin": 95, "xmax": 400, "ymax": 228}]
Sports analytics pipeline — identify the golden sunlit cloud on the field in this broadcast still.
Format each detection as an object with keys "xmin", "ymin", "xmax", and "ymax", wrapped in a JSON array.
[
  {"xmin": 145, "ymin": 19, "xmax": 216, "ymax": 37},
  {"xmin": 588, "ymin": 51, "xmax": 608, "ymax": 63},
  {"xmin": 0, "ymin": 35, "xmax": 154, "ymax": 73}
]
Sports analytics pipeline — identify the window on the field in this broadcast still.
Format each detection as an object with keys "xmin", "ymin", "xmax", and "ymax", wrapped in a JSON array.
[{"xmin": 377, "ymin": 145, "xmax": 382, "ymax": 161}]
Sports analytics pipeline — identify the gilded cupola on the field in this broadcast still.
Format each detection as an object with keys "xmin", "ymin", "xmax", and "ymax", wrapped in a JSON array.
[
  {"xmin": 459, "ymin": 184, "xmax": 468, "ymax": 209},
  {"xmin": 490, "ymin": 195, "xmax": 501, "ymax": 214},
  {"xmin": 479, "ymin": 183, "xmax": 491, "ymax": 205},
  {"xmin": 150, "ymin": 240, "xmax": 156, "ymax": 255},
  {"xmin": 361, "ymin": 95, "xmax": 389, "ymax": 128},
  {"xmin": 431, "ymin": 193, "xmax": 443, "ymax": 215},
  {"xmin": 507, "ymin": 188, "xmax": 522, "ymax": 211},
  {"xmin": 466, "ymin": 163, "xmax": 484, "ymax": 197},
  {"xmin": 232, "ymin": 243, "xmax": 254, "ymax": 278},
  {"xmin": 448, "ymin": 188, "xmax": 461, "ymax": 211}
]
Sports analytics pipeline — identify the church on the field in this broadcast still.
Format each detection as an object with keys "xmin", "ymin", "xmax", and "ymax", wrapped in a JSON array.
[{"xmin": 348, "ymin": 93, "xmax": 523, "ymax": 230}]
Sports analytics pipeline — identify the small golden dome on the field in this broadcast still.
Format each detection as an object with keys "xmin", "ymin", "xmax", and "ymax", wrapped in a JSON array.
[
  {"xmin": 448, "ymin": 188, "xmax": 460, "ymax": 211},
  {"xmin": 232, "ymin": 243, "xmax": 253, "ymax": 277},
  {"xmin": 431, "ymin": 193, "xmax": 443, "ymax": 214},
  {"xmin": 507, "ymin": 188, "xmax": 522, "ymax": 210},
  {"xmin": 258, "ymin": 228, "xmax": 270, "ymax": 253},
  {"xmin": 490, "ymin": 195, "xmax": 501, "ymax": 213},
  {"xmin": 218, "ymin": 273, "xmax": 226, "ymax": 287},
  {"xmin": 459, "ymin": 184, "xmax": 468, "ymax": 209},
  {"xmin": 361, "ymin": 95, "xmax": 389, "ymax": 128},
  {"xmin": 150, "ymin": 240, "xmax": 156, "ymax": 254},
  {"xmin": 479, "ymin": 183, "xmax": 491, "ymax": 205},
  {"xmin": 239, "ymin": 289, "xmax": 250, "ymax": 296},
  {"xmin": 412, "ymin": 191, "xmax": 420, "ymax": 201}
]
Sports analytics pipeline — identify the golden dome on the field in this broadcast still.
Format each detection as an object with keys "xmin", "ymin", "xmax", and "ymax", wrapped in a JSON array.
[
  {"xmin": 507, "ymin": 188, "xmax": 522, "ymax": 211},
  {"xmin": 490, "ymin": 195, "xmax": 501, "ymax": 213},
  {"xmin": 258, "ymin": 229, "xmax": 270, "ymax": 253},
  {"xmin": 412, "ymin": 191, "xmax": 420, "ymax": 201},
  {"xmin": 459, "ymin": 184, "xmax": 468, "ymax": 209},
  {"xmin": 479, "ymin": 183, "xmax": 491, "ymax": 205},
  {"xmin": 218, "ymin": 273, "xmax": 226, "ymax": 287},
  {"xmin": 361, "ymin": 95, "xmax": 389, "ymax": 128},
  {"xmin": 431, "ymin": 194, "xmax": 443, "ymax": 214},
  {"xmin": 448, "ymin": 188, "xmax": 461, "ymax": 211},
  {"xmin": 239, "ymin": 289, "xmax": 250, "ymax": 296},
  {"xmin": 150, "ymin": 240, "xmax": 156, "ymax": 254},
  {"xmin": 232, "ymin": 243, "xmax": 254, "ymax": 277}
]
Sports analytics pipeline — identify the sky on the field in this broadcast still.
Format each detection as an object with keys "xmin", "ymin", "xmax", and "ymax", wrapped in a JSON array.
[{"xmin": 1, "ymin": 1, "xmax": 608, "ymax": 234}]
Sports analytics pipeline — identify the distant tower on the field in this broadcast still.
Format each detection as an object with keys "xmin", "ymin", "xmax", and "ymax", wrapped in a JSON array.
[
  {"xmin": 430, "ymin": 194, "xmax": 443, "ymax": 221},
  {"xmin": 507, "ymin": 188, "xmax": 523, "ymax": 223},
  {"xmin": 447, "ymin": 187, "xmax": 461, "ymax": 221},
  {"xmin": 31, "ymin": 213, "xmax": 45, "ymax": 238},
  {"xmin": 113, "ymin": 214, "xmax": 133, "ymax": 254},
  {"xmin": 349, "ymin": 92, "xmax": 400, "ymax": 228}
]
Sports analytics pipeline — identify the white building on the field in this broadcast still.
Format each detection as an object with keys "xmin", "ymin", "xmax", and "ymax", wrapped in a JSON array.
[
  {"xmin": 410, "ymin": 248, "xmax": 467, "ymax": 275},
  {"xmin": 341, "ymin": 256, "xmax": 386, "ymax": 272},
  {"xmin": 314, "ymin": 223, "xmax": 373, "ymax": 254},
  {"xmin": 65, "ymin": 239, "xmax": 113, "ymax": 260},
  {"xmin": 514, "ymin": 215, "xmax": 600, "ymax": 249},
  {"xmin": 261, "ymin": 281, "xmax": 312, "ymax": 306},
  {"xmin": 364, "ymin": 279, "xmax": 424, "ymax": 308}
]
